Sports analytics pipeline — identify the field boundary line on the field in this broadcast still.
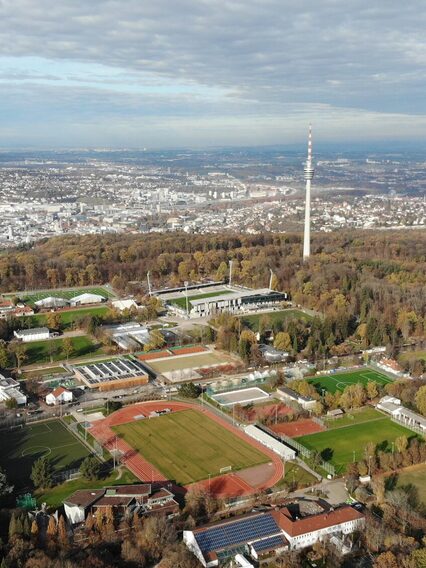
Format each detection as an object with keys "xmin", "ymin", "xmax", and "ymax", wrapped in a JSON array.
[{"xmin": 325, "ymin": 416, "xmax": 388, "ymax": 431}]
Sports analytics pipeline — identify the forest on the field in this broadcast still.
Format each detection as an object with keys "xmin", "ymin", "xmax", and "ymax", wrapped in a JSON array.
[{"xmin": 0, "ymin": 230, "xmax": 424, "ymax": 354}]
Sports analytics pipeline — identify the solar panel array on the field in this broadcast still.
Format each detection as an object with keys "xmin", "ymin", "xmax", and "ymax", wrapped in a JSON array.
[
  {"xmin": 251, "ymin": 534, "xmax": 287, "ymax": 553},
  {"xmin": 195, "ymin": 514, "xmax": 279, "ymax": 553},
  {"xmin": 75, "ymin": 358, "xmax": 147, "ymax": 385}
]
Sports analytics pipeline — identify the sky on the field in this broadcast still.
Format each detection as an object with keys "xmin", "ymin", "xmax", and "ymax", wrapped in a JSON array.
[{"xmin": 0, "ymin": 0, "xmax": 426, "ymax": 148}]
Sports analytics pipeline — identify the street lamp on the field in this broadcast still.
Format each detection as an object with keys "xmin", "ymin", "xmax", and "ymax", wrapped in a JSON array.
[{"xmin": 184, "ymin": 281, "xmax": 189, "ymax": 317}]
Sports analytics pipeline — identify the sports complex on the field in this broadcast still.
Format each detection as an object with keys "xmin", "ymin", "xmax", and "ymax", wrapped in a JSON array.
[
  {"xmin": 211, "ymin": 387, "xmax": 270, "ymax": 407},
  {"xmin": 89, "ymin": 401, "xmax": 284, "ymax": 497},
  {"xmin": 308, "ymin": 367, "xmax": 393, "ymax": 394},
  {"xmin": 5, "ymin": 285, "xmax": 114, "ymax": 306}
]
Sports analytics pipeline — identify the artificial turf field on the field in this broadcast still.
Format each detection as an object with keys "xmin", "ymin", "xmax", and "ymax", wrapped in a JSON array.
[
  {"xmin": 298, "ymin": 417, "xmax": 417, "ymax": 474},
  {"xmin": 112, "ymin": 409, "xmax": 269, "ymax": 485},
  {"xmin": 0, "ymin": 420, "xmax": 91, "ymax": 488},
  {"xmin": 5, "ymin": 286, "xmax": 114, "ymax": 306},
  {"xmin": 239, "ymin": 309, "xmax": 312, "ymax": 331},
  {"xmin": 308, "ymin": 368, "xmax": 393, "ymax": 394}
]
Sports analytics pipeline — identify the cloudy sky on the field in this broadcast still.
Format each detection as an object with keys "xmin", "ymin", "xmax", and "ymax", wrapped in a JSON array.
[{"xmin": 1, "ymin": 0, "xmax": 426, "ymax": 148}]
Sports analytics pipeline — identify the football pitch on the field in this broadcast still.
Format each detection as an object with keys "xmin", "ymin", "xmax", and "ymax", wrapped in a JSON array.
[
  {"xmin": 0, "ymin": 420, "xmax": 91, "ymax": 488},
  {"xmin": 112, "ymin": 409, "xmax": 269, "ymax": 485},
  {"xmin": 308, "ymin": 368, "xmax": 393, "ymax": 394},
  {"xmin": 298, "ymin": 417, "xmax": 417, "ymax": 474},
  {"xmin": 6, "ymin": 286, "xmax": 114, "ymax": 306}
]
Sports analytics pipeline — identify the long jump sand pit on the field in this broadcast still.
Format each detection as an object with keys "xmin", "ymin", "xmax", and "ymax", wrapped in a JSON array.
[{"xmin": 212, "ymin": 387, "xmax": 270, "ymax": 406}]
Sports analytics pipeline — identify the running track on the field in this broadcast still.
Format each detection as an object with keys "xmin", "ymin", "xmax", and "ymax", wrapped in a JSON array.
[{"xmin": 89, "ymin": 401, "xmax": 284, "ymax": 498}]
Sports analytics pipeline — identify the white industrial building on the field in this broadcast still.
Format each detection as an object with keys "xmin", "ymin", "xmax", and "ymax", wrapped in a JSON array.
[
  {"xmin": 376, "ymin": 396, "xmax": 426, "ymax": 433},
  {"xmin": 46, "ymin": 386, "xmax": 73, "ymax": 406},
  {"xmin": 0, "ymin": 375, "xmax": 27, "ymax": 405},
  {"xmin": 14, "ymin": 327, "xmax": 50, "ymax": 342},
  {"xmin": 243, "ymin": 425, "xmax": 296, "ymax": 461},
  {"xmin": 35, "ymin": 296, "xmax": 69, "ymax": 309},
  {"xmin": 70, "ymin": 293, "xmax": 106, "ymax": 306}
]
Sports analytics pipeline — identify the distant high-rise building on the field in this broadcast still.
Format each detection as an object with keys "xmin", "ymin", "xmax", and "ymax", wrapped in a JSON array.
[{"xmin": 303, "ymin": 125, "xmax": 315, "ymax": 260}]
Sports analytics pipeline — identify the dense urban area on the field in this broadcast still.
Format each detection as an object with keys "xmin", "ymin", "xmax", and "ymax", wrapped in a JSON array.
[{"xmin": 0, "ymin": 148, "xmax": 424, "ymax": 245}]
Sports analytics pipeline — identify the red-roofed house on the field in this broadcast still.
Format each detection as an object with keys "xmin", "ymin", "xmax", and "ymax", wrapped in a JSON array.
[{"xmin": 46, "ymin": 386, "xmax": 73, "ymax": 406}]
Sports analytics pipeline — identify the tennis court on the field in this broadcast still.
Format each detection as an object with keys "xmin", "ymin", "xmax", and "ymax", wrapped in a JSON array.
[{"xmin": 212, "ymin": 387, "xmax": 270, "ymax": 407}]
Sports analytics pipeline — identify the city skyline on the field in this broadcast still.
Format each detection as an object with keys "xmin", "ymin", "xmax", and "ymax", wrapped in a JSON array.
[{"xmin": 1, "ymin": 1, "xmax": 426, "ymax": 148}]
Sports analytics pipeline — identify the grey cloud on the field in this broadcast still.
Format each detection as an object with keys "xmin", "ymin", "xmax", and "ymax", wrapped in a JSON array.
[{"xmin": 1, "ymin": 0, "xmax": 426, "ymax": 113}]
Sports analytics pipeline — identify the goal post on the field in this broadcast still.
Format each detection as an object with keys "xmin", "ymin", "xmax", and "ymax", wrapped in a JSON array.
[{"xmin": 219, "ymin": 465, "xmax": 232, "ymax": 474}]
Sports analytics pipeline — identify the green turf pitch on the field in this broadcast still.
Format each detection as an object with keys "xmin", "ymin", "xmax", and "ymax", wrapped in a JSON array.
[
  {"xmin": 0, "ymin": 420, "xmax": 91, "ymax": 488},
  {"xmin": 112, "ymin": 409, "xmax": 269, "ymax": 485},
  {"xmin": 23, "ymin": 335, "xmax": 104, "ymax": 365},
  {"xmin": 308, "ymin": 368, "xmax": 393, "ymax": 394},
  {"xmin": 298, "ymin": 418, "xmax": 417, "ymax": 474},
  {"xmin": 239, "ymin": 309, "xmax": 312, "ymax": 332}
]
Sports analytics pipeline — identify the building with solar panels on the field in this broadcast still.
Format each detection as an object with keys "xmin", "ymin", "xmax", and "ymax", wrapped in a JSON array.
[
  {"xmin": 183, "ymin": 504, "xmax": 365, "ymax": 566},
  {"xmin": 72, "ymin": 358, "xmax": 149, "ymax": 391}
]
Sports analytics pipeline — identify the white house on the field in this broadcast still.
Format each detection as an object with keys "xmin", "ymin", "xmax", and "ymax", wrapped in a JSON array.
[
  {"xmin": 46, "ymin": 387, "xmax": 73, "ymax": 406},
  {"xmin": 14, "ymin": 327, "xmax": 50, "ymax": 342},
  {"xmin": 70, "ymin": 293, "xmax": 106, "ymax": 306}
]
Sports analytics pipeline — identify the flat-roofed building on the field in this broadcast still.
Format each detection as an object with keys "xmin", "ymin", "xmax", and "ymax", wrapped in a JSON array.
[
  {"xmin": 14, "ymin": 327, "xmax": 50, "ymax": 342},
  {"xmin": 0, "ymin": 375, "xmax": 27, "ymax": 405},
  {"xmin": 243, "ymin": 425, "xmax": 296, "ymax": 461},
  {"xmin": 276, "ymin": 386, "xmax": 317, "ymax": 410},
  {"xmin": 73, "ymin": 358, "xmax": 149, "ymax": 391}
]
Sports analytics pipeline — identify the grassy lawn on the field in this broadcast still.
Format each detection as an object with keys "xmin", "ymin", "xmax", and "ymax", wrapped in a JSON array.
[
  {"xmin": 239, "ymin": 309, "xmax": 312, "ymax": 332},
  {"xmin": 284, "ymin": 462, "xmax": 317, "ymax": 487},
  {"xmin": 21, "ymin": 366, "xmax": 67, "ymax": 380},
  {"xmin": 394, "ymin": 464, "xmax": 426, "ymax": 505},
  {"xmin": 298, "ymin": 418, "xmax": 417, "ymax": 474},
  {"xmin": 28, "ymin": 305, "xmax": 110, "ymax": 329},
  {"xmin": 6, "ymin": 286, "xmax": 114, "ymax": 306},
  {"xmin": 23, "ymin": 335, "xmax": 104, "ymax": 365},
  {"xmin": 308, "ymin": 368, "xmax": 393, "ymax": 394},
  {"xmin": 324, "ymin": 407, "xmax": 385, "ymax": 429},
  {"xmin": 398, "ymin": 350, "xmax": 426, "ymax": 363},
  {"xmin": 112, "ymin": 409, "xmax": 269, "ymax": 485},
  {"xmin": 38, "ymin": 468, "xmax": 138, "ymax": 508},
  {"xmin": 169, "ymin": 290, "xmax": 231, "ymax": 310},
  {"xmin": 0, "ymin": 420, "xmax": 91, "ymax": 489}
]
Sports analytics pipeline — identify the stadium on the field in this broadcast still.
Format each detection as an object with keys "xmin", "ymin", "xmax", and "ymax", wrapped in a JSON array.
[{"xmin": 89, "ymin": 401, "xmax": 284, "ymax": 497}]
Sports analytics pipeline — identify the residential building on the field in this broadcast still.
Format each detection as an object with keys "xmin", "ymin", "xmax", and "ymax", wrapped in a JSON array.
[
  {"xmin": 46, "ymin": 387, "xmax": 73, "ymax": 406},
  {"xmin": 258, "ymin": 344, "xmax": 289, "ymax": 363},
  {"xmin": 14, "ymin": 327, "xmax": 50, "ymax": 342},
  {"xmin": 64, "ymin": 483, "xmax": 179, "ymax": 525}
]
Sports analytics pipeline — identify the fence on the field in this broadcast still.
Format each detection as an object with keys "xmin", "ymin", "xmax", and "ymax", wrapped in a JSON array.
[
  {"xmin": 391, "ymin": 416, "xmax": 425, "ymax": 436},
  {"xmin": 53, "ymin": 467, "xmax": 81, "ymax": 484},
  {"xmin": 67, "ymin": 420, "xmax": 104, "ymax": 458}
]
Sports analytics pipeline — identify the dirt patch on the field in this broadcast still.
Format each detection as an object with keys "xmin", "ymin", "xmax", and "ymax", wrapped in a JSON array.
[{"xmin": 270, "ymin": 419, "xmax": 324, "ymax": 437}]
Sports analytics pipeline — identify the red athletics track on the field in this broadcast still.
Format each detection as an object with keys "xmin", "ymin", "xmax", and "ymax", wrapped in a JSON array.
[{"xmin": 89, "ymin": 401, "xmax": 284, "ymax": 498}]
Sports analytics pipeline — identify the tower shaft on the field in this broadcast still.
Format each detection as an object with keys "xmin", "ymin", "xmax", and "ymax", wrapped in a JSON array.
[{"xmin": 303, "ymin": 125, "xmax": 314, "ymax": 260}]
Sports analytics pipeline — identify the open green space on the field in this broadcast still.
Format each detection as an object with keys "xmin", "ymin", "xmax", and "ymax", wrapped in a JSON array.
[
  {"xmin": 283, "ymin": 462, "xmax": 317, "ymax": 488},
  {"xmin": 239, "ymin": 309, "xmax": 312, "ymax": 332},
  {"xmin": 112, "ymin": 408, "xmax": 269, "ymax": 485},
  {"xmin": 394, "ymin": 464, "xmax": 426, "ymax": 506},
  {"xmin": 22, "ymin": 335, "xmax": 104, "ymax": 366},
  {"xmin": 6, "ymin": 286, "xmax": 114, "ymax": 306},
  {"xmin": 147, "ymin": 351, "xmax": 233, "ymax": 374},
  {"xmin": 28, "ymin": 305, "xmax": 110, "ymax": 329},
  {"xmin": 21, "ymin": 366, "xmax": 67, "ymax": 380},
  {"xmin": 169, "ymin": 290, "xmax": 231, "ymax": 310},
  {"xmin": 38, "ymin": 468, "xmax": 138, "ymax": 508},
  {"xmin": 298, "ymin": 418, "xmax": 417, "ymax": 474},
  {"xmin": 324, "ymin": 407, "xmax": 384, "ymax": 430},
  {"xmin": 398, "ymin": 349, "xmax": 426, "ymax": 363},
  {"xmin": 0, "ymin": 420, "xmax": 91, "ymax": 488},
  {"xmin": 308, "ymin": 368, "xmax": 393, "ymax": 394}
]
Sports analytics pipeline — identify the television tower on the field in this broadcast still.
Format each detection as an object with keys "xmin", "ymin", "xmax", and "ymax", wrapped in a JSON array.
[{"xmin": 303, "ymin": 124, "xmax": 315, "ymax": 260}]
